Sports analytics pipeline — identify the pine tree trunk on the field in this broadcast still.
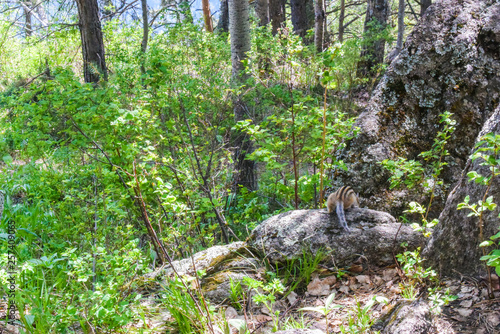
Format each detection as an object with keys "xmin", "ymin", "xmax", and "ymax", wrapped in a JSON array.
[
  {"xmin": 396, "ymin": 0, "xmax": 405, "ymax": 51},
  {"xmin": 269, "ymin": 0, "xmax": 284, "ymax": 35},
  {"xmin": 140, "ymin": 0, "xmax": 148, "ymax": 76},
  {"xmin": 23, "ymin": 1, "xmax": 32, "ymax": 37},
  {"xmin": 356, "ymin": 0, "xmax": 390, "ymax": 78},
  {"xmin": 229, "ymin": 0, "xmax": 251, "ymax": 79},
  {"xmin": 338, "ymin": 0, "xmax": 345, "ymax": 42},
  {"xmin": 420, "ymin": 0, "xmax": 431, "ymax": 16},
  {"xmin": 76, "ymin": 0, "xmax": 108, "ymax": 83},
  {"xmin": 314, "ymin": 0, "xmax": 325, "ymax": 52},
  {"xmin": 202, "ymin": 0, "xmax": 213, "ymax": 32},
  {"xmin": 291, "ymin": 0, "xmax": 314, "ymax": 40},
  {"xmin": 255, "ymin": 0, "xmax": 269, "ymax": 27},
  {"xmin": 216, "ymin": 0, "xmax": 229, "ymax": 32},
  {"xmin": 229, "ymin": 0, "xmax": 256, "ymax": 191},
  {"xmin": 35, "ymin": 0, "xmax": 48, "ymax": 26}
]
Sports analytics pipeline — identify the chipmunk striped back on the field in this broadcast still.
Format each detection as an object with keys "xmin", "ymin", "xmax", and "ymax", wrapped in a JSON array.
[{"xmin": 326, "ymin": 186, "xmax": 359, "ymax": 233}]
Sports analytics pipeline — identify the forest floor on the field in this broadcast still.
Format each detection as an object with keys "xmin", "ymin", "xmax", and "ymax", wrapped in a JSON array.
[{"xmin": 131, "ymin": 264, "xmax": 500, "ymax": 334}]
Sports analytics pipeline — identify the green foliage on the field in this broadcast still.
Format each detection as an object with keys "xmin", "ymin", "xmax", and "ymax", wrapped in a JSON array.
[
  {"xmin": 235, "ymin": 98, "xmax": 357, "ymax": 210},
  {"xmin": 381, "ymin": 111, "xmax": 456, "ymax": 192},
  {"xmin": 160, "ymin": 277, "xmax": 214, "ymax": 333},
  {"xmin": 0, "ymin": 3, "xmax": 383, "ymax": 331},
  {"xmin": 280, "ymin": 249, "xmax": 326, "ymax": 293},
  {"xmin": 457, "ymin": 133, "xmax": 500, "ymax": 277},
  {"xmin": 229, "ymin": 277, "xmax": 245, "ymax": 310},
  {"xmin": 299, "ymin": 292, "xmax": 341, "ymax": 331},
  {"xmin": 339, "ymin": 296, "xmax": 388, "ymax": 334},
  {"xmin": 243, "ymin": 276, "xmax": 286, "ymax": 331},
  {"xmin": 381, "ymin": 111, "xmax": 457, "ymax": 236},
  {"xmin": 396, "ymin": 247, "xmax": 456, "ymax": 313}
]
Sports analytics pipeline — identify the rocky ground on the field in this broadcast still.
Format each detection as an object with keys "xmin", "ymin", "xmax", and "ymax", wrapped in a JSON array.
[{"xmin": 131, "ymin": 261, "xmax": 500, "ymax": 333}]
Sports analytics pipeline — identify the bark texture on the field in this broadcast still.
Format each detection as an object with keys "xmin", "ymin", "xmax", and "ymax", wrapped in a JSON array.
[
  {"xmin": 229, "ymin": 0, "xmax": 250, "ymax": 78},
  {"xmin": 76, "ymin": 0, "xmax": 107, "ymax": 83},
  {"xmin": 216, "ymin": 0, "xmax": 229, "ymax": 32},
  {"xmin": 337, "ymin": 0, "xmax": 500, "ymax": 217},
  {"xmin": 291, "ymin": 0, "xmax": 315, "ymax": 40},
  {"xmin": 423, "ymin": 107, "xmax": 500, "ymax": 277},
  {"xmin": 396, "ymin": 0, "xmax": 405, "ymax": 51},
  {"xmin": 202, "ymin": 0, "xmax": 213, "ymax": 32},
  {"xmin": 255, "ymin": 0, "xmax": 269, "ymax": 26},
  {"xmin": 248, "ymin": 208, "xmax": 424, "ymax": 267},
  {"xmin": 338, "ymin": 0, "xmax": 345, "ymax": 42},
  {"xmin": 357, "ymin": 0, "xmax": 390, "ymax": 77},
  {"xmin": 229, "ymin": 0, "xmax": 256, "ymax": 191},
  {"xmin": 314, "ymin": 0, "xmax": 325, "ymax": 52},
  {"xmin": 23, "ymin": 1, "xmax": 32, "ymax": 37},
  {"xmin": 269, "ymin": 0, "xmax": 285, "ymax": 35},
  {"xmin": 140, "ymin": 0, "xmax": 148, "ymax": 76}
]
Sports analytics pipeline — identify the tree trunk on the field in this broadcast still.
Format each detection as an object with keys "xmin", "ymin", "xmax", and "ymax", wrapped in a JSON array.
[
  {"xmin": 314, "ymin": 0, "xmax": 325, "ymax": 52},
  {"xmin": 338, "ymin": 0, "xmax": 345, "ymax": 42},
  {"xmin": 216, "ymin": 0, "xmax": 229, "ymax": 32},
  {"xmin": 255, "ymin": 0, "xmax": 269, "ymax": 27},
  {"xmin": 269, "ymin": 0, "xmax": 284, "ymax": 35},
  {"xmin": 420, "ymin": 0, "xmax": 431, "ymax": 16},
  {"xmin": 356, "ymin": 0, "xmax": 390, "ymax": 78},
  {"xmin": 76, "ymin": 0, "xmax": 108, "ymax": 83},
  {"xmin": 23, "ymin": 1, "xmax": 32, "ymax": 37},
  {"xmin": 229, "ymin": 0, "xmax": 256, "ymax": 191},
  {"xmin": 396, "ymin": 0, "xmax": 405, "ymax": 51},
  {"xmin": 140, "ymin": 0, "xmax": 148, "ymax": 76},
  {"xmin": 35, "ymin": 0, "xmax": 48, "ymax": 27},
  {"xmin": 202, "ymin": 0, "xmax": 214, "ymax": 32},
  {"xmin": 229, "ymin": 0, "xmax": 251, "ymax": 79},
  {"xmin": 291, "ymin": 0, "xmax": 314, "ymax": 40}
]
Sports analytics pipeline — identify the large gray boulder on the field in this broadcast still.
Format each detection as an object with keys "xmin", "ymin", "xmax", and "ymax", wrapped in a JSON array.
[
  {"xmin": 248, "ymin": 208, "xmax": 424, "ymax": 267},
  {"xmin": 337, "ymin": 0, "xmax": 500, "ymax": 216},
  {"xmin": 424, "ymin": 107, "xmax": 500, "ymax": 277}
]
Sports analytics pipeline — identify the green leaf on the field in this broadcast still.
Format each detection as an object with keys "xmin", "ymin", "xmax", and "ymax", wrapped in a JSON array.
[
  {"xmin": 479, "ymin": 240, "xmax": 493, "ymax": 247},
  {"xmin": 2, "ymin": 155, "xmax": 13, "ymax": 164}
]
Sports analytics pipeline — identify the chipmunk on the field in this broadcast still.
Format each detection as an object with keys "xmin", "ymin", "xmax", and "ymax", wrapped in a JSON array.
[{"xmin": 322, "ymin": 186, "xmax": 359, "ymax": 233}]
